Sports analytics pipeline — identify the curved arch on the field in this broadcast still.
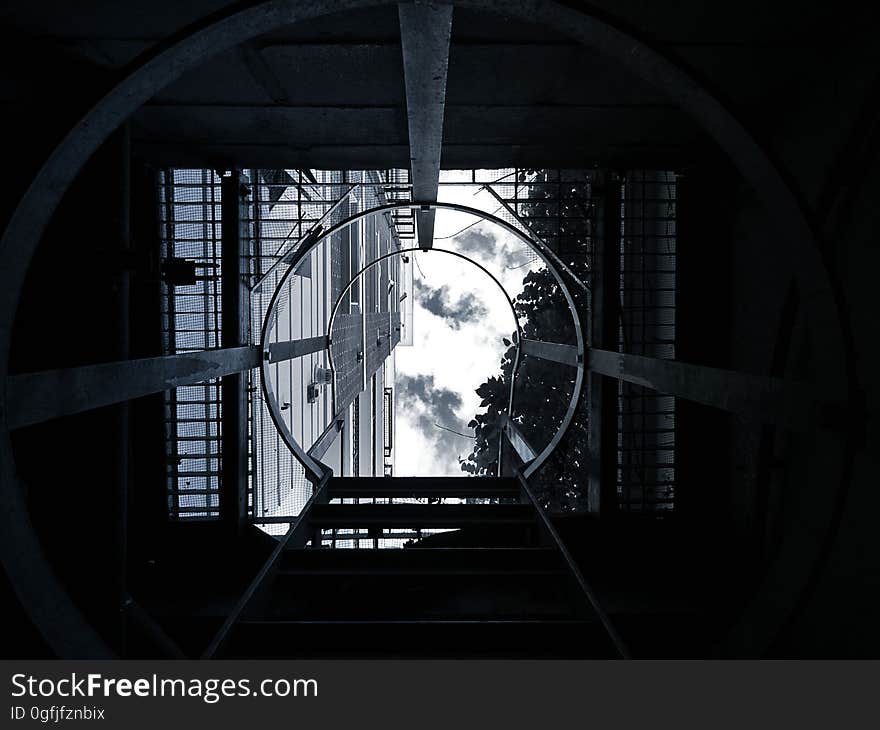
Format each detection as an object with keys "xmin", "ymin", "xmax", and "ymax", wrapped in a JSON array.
[
  {"xmin": 258, "ymin": 204, "xmax": 585, "ymax": 484},
  {"xmin": 0, "ymin": 0, "xmax": 854, "ymax": 657}
]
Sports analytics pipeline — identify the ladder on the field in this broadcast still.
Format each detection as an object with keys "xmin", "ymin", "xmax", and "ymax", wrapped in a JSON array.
[{"xmin": 204, "ymin": 476, "xmax": 628, "ymax": 658}]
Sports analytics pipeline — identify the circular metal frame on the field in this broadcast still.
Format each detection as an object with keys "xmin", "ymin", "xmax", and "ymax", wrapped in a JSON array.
[
  {"xmin": 323, "ymin": 246, "xmax": 523, "ymax": 414},
  {"xmin": 0, "ymin": 0, "xmax": 855, "ymax": 657},
  {"xmin": 258, "ymin": 203, "xmax": 585, "ymax": 484}
]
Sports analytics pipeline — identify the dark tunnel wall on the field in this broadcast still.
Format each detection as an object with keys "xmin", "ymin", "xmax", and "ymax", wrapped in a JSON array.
[{"xmin": 0, "ymin": 1, "xmax": 878, "ymax": 657}]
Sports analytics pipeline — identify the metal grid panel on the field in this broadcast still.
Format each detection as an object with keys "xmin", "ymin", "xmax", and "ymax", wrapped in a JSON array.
[
  {"xmin": 249, "ymin": 170, "xmax": 346, "ymax": 527},
  {"xmin": 251, "ymin": 169, "xmax": 404, "ymax": 524},
  {"xmin": 159, "ymin": 167, "xmax": 409, "ymax": 528},
  {"xmin": 617, "ymin": 170, "xmax": 677, "ymax": 512},
  {"xmin": 460, "ymin": 168, "xmax": 595, "ymax": 511},
  {"xmin": 158, "ymin": 169, "xmax": 224, "ymax": 520},
  {"xmin": 481, "ymin": 168, "xmax": 598, "ymax": 275}
]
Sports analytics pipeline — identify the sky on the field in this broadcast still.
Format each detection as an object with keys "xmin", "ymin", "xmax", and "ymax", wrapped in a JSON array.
[{"xmin": 393, "ymin": 177, "xmax": 542, "ymax": 476}]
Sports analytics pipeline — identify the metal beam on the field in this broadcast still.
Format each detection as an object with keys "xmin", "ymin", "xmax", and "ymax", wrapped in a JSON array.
[
  {"xmin": 500, "ymin": 414, "xmax": 538, "ymax": 464},
  {"xmin": 515, "ymin": 472, "xmax": 630, "ymax": 659},
  {"xmin": 7, "ymin": 346, "xmax": 261, "ymax": 429},
  {"xmin": 7, "ymin": 335, "xmax": 334, "ymax": 431},
  {"xmin": 221, "ymin": 170, "xmax": 250, "ymax": 534},
  {"xmin": 521, "ymin": 338, "xmax": 579, "ymax": 367},
  {"xmin": 266, "ymin": 335, "xmax": 328, "ymax": 363},
  {"xmin": 398, "ymin": 1, "xmax": 452, "ymax": 249},
  {"xmin": 237, "ymin": 42, "xmax": 290, "ymax": 106},
  {"xmin": 113, "ymin": 123, "xmax": 132, "ymax": 654},
  {"xmin": 329, "ymin": 476, "xmax": 519, "ymax": 499},
  {"xmin": 202, "ymin": 477, "xmax": 330, "ymax": 659},
  {"xmin": 122, "ymin": 596, "xmax": 186, "ymax": 659},
  {"xmin": 589, "ymin": 172, "xmax": 621, "ymax": 516},
  {"xmin": 586, "ymin": 348, "xmax": 817, "ymax": 429},
  {"xmin": 310, "ymin": 503, "xmax": 534, "ymax": 528},
  {"xmin": 0, "ymin": 0, "xmax": 850, "ymax": 661},
  {"xmin": 308, "ymin": 417, "xmax": 344, "ymax": 461}
]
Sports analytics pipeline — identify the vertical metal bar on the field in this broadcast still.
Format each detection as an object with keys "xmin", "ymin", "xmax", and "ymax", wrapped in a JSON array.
[
  {"xmin": 587, "ymin": 171, "xmax": 605, "ymax": 515},
  {"xmin": 639, "ymin": 171, "xmax": 647, "ymax": 511},
  {"xmin": 161, "ymin": 171, "xmax": 181, "ymax": 519},
  {"xmin": 604, "ymin": 172, "xmax": 622, "ymax": 514},
  {"xmin": 114, "ymin": 123, "xmax": 131, "ymax": 655},
  {"xmin": 202, "ymin": 169, "xmax": 213, "ymax": 515},
  {"xmin": 296, "ymin": 171, "xmax": 303, "ymax": 450},
  {"xmin": 221, "ymin": 170, "xmax": 248, "ymax": 534}
]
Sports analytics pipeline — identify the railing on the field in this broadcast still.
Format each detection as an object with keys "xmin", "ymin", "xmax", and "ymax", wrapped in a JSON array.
[
  {"xmin": 202, "ymin": 474, "xmax": 331, "ymax": 658},
  {"xmin": 253, "ymin": 200, "xmax": 587, "ymax": 522},
  {"xmin": 250, "ymin": 168, "xmax": 678, "ymax": 518},
  {"xmin": 514, "ymin": 471, "xmax": 630, "ymax": 658},
  {"xmin": 253, "ymin": 173, "xmax": 406, "ymax": 528}
]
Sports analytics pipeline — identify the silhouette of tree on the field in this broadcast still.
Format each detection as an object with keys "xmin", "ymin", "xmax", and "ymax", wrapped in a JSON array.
[
  {"xmin": 461, "ymin": 169, "xmax": 594, "ymax": 511},
  {"xmin": 459, "ymin": 267, "xmax": 579, "ymax": 479}
]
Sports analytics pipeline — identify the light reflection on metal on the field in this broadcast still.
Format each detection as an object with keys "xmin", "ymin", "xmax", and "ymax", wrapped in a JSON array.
[{"xmin": 500, "ymin": 415, "xmax": 538, "ymax": 463}]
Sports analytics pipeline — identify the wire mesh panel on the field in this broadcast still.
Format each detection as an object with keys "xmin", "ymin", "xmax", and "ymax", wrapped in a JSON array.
[
  {"xmin": 158, "ymin": 169, "xmax": 224, "ymax": 519},
  {"xmin": 617, "ymin": 170, "xmax": 677, "ymax": 512},
  {"xmin": 443, "ymin": 168, "xmax": 597, "ymax": 511},
  {"xmin": 158, "ymin": 168, "xmax": 410, "ymax": 528},
  {"xmin": 481, "ymin": 168, "xmax": 597, "ymax": 276},
  {"xmin": 249, "ymin": 170, "xmax": 347, "ymax": 527},
  {"xmin": 250, "ymin": 170, "xmax": 407, "ymax": 526}
]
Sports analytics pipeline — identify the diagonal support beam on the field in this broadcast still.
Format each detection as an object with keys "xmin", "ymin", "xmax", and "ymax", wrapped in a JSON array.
[
  {"xmin": 6, "ymin": 347, "xmax": 263, "ymax": 429},
  {"xmin": 398, "ymin": 1, "xmax": 452, "ymax": 250},
  {"xmin": 586, "ymin": 348, "xmax": 822, "ymax": 430},
  {"xmin": 266, "ymin": 335, "xmax": 328, "ymax": 363},
  {"xmin": 500, "ymin": 414, "xmax": 538, "ymax": 463},
  {"xmin": 521, "ymin": 338, "xmax": 580, "ymax": 367},
  {"xmin": 7, "ymin": 335, "xmax": 336, "ymax": 430},
  {"xmin": 308, "ymin": 417, "xmax": 344, "ymax": 461}
]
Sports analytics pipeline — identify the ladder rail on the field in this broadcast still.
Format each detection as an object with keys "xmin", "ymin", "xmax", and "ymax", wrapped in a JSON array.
[
  {"xmin": 202, "ymin": 476, "xmax": 330, "ymax": 658},
  {"xmin": 515, "ymin": 471, "xmax": 631, "ymax": 659}
]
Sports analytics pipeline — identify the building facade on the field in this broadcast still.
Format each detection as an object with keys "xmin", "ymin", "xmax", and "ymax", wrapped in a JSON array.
[{"xmin": 158, "ymin": 168, "xmax": 413, "ymax": 527}]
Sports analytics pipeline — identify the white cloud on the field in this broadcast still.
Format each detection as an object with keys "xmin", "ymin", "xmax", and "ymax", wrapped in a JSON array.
[{"xmin": 394, "ymin": 181, "xmax": 543, "ymax": 476}]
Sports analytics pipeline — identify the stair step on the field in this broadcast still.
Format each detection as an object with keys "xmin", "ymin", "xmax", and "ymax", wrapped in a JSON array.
[
  {"xmin": 309, "ymin": 503, "xmax": 535, "ymax": 529},
  {"xmin": 279, "ymin": 547, "xmax": 559, "ymax": 574},
  {"xmin": 328, "ymin": 476, "xmax": 520, "ymax": 500},
  {"xmin": 224, "ymin": 620, "xmax": 619, "ymax": 658},
  {"xmin": 261, "ymin": 571, "xmax": 578, "ymax": 621}
]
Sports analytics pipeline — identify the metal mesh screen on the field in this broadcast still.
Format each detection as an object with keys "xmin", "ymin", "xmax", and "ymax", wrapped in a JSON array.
[
  {"xmin": 250, "ymin": 170, "xmax": 407, "ymax": 528},
  {"xmin": 158, "ymin": 169, "xmax": 224, "ymax": 519},
  {"xmin": 617, "ymin": 170, "xmax": 677, "ymax": 512},
  {"xmin": 249, "ymin": 170, "xmax": 348, "ymax": 528}
]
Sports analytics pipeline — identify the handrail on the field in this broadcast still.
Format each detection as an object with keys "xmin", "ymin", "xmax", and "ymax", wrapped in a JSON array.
[
  {"xmin": 257, "ymin": 201, "xmax": 586, "ymax": 485},
  {"xmin": 514, "ymin": 470, "xmax": 631, "ymax": 659},
  {"xmin": 202, "ymin": 476, "xmax": 330, "ymax": 659}
]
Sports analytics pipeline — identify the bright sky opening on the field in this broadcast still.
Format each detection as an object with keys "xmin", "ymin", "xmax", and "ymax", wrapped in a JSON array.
[{"xmin": 394, "ymin": 174, "xmax": 542, "ymax": 476}]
